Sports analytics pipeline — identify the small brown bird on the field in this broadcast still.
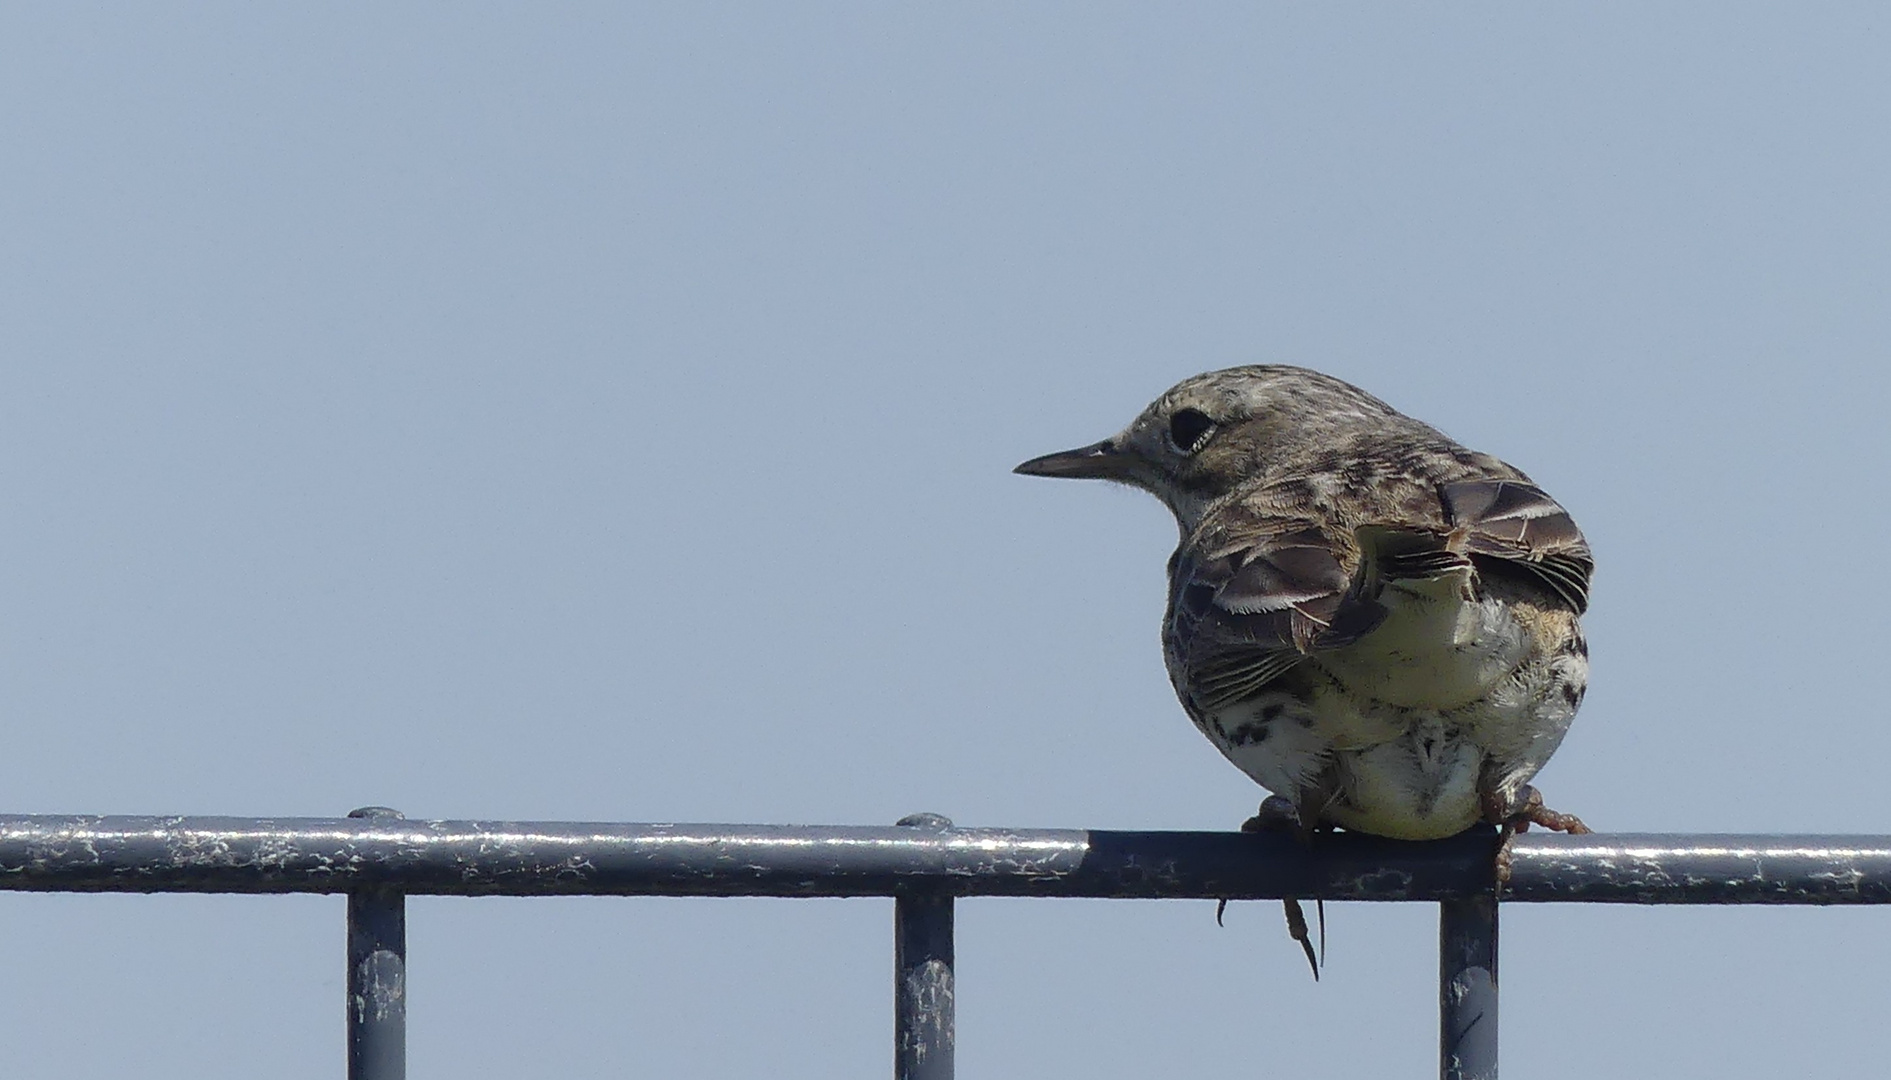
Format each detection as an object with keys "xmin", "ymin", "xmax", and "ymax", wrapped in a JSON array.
[{"xmin": 1016, "ymin": 365, "xmax": 1592, "ymax": 972}]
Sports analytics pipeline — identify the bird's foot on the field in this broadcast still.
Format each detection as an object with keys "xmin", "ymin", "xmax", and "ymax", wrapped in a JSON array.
[
  {"xmin": 1218, "ymin": 795, "xmax": 1323, "ymax": 979},
  {"xmin": 1239, "ymin": 794, "xmax": 1307, "ymax": 838},
  {"xmin": 1484, "ymin": 785, "xmax": 1592, "ymax": 885}
]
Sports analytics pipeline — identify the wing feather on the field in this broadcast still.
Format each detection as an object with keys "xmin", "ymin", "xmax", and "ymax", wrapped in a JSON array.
[
  {"xmin": 1440, "ymin": 479, "xmax": 1593, "ymax": 613},
  {"xmin": 1166, "ymin": 525, "xmax": 1364, "ymax": 712}
]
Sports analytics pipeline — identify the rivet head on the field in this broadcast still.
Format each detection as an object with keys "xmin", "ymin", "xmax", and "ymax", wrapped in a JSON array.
[{"xmin": 348, "ymin": 806, "xmax": 405, "ymax": 820}]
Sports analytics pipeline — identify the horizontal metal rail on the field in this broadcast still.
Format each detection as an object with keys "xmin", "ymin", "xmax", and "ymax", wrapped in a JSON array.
[
  {"xmin": 5, "ymin": 813, "xmax": 1888, "ymax": 1080},
  {"xmin": 1, "ymin": 815, "xmax": 1888, "ymax": 903}
]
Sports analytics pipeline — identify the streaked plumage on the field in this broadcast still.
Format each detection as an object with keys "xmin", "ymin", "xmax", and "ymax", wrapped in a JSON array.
[{"xmin": 1016, "ymin": 365, "xmax": 1592, "ymax": 846}]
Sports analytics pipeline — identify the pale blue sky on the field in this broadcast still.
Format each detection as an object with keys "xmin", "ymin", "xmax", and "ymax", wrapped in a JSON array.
[{"xmin": 3, "ymin": 5, "xmax": 1889, "ymax": 1077}]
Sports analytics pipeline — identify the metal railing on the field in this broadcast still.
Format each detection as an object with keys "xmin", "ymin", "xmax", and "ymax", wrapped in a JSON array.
[{"xmin": 4, "ymin": 811, "xmax": 1888, "ymax": 1080}]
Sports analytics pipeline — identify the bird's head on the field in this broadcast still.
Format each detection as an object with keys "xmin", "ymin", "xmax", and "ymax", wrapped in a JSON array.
[{"xmin": 1014, "ymin": 365, "xmax": 1403, "ymax": 531}]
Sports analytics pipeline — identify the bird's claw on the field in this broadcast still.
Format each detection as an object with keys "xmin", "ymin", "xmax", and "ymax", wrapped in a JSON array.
[
  {"xmin": 1486, "ymin": 785, "xmax": 1591, "ymax": 888},
  {"xmin": 1284, "ymin": 898, "xmax": 1321, "ymax": 980},
  {"xmin": 1230, "ymin": 796, "xmax": 1327, "ymax": 978}
]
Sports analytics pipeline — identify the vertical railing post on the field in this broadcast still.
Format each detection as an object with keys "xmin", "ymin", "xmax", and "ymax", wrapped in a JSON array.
[
  {"xmin": 1439, "ymin": 894, "xmax": 1499, "ymax": 1080},
  {"xmin": 894, "ymin": 813, "xmax": 955, "ymax": 1080},
  {"xmin": 347, "ymin": 807, "xmax": 407, "ymax": 1080}
]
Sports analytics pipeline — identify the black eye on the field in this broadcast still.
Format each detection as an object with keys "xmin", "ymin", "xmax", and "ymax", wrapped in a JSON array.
[{"xmin": 1168, "ymin": 408, "xmax": 1216, "ymax": 453}]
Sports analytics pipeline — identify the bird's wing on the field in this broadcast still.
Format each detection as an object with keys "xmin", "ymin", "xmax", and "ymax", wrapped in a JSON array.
[
  {"xmin": 1439, "ymin": 479, "xmax": 1594, "ymax": 614},
  {"xmin": 1166, "ymin": 525, "xmax": 1379, "ymax": 713},
  {"xmin": 1167, "ymin": 481, "xmax": 1591, "ymax": 713}
]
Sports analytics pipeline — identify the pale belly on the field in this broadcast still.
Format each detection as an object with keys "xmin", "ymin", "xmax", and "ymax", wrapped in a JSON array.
[
  {"xmin": 1214, "ymin": 700, "xmax": 1487, "ymax": 840},
  {"xmin": 1190, "ymin": 590, "xmax": 1583, "ymax": 840},
  {"xmin": 1322, "ymin": 720, "xmax": 1485, "ymax": 839},
  {"xmin": 1317, "ymin": 579, "xmax": 1532, "ymax": 711}
]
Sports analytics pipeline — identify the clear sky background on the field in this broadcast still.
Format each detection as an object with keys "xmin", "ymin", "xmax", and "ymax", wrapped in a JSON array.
[{"xmin": 3, "ymin": 5, "xmax": 1888, "ymax": 1078}]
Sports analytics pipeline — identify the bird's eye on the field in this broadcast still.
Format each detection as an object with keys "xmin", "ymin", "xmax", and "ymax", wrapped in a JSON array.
[{"xmin": 1168, "ymin": 408, "xmax": 1217, "ymax": 454}]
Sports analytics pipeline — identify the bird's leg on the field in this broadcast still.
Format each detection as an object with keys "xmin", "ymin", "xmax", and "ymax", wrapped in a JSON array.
[
  {"xmin": 1219, "ymin": 794, "xmax": 1323, "ymax": 979},
  {"xmin": 1483, "ymin": 784, "xmax": 1592, "ymax": 885}
]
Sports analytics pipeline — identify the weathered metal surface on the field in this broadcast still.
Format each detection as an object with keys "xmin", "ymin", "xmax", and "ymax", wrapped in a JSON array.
[
  {"xmin": 894, "ymin": 813, "xmax": 955, "ymax": 1080},
  {"xmin": 1439, "ymin": 895, "xmax": 1498, "ymax": 1080},
  {"xmin": 0, "ymin": 816, "xmax": 1888, "ymax": 904},
  {"xmin": 0, "ymin": 815, "xmax": 1495, "ymax": 899},
  {"xmin": 346, "ymin": 808, "xmax": 406, "ymax": 1080},
  {"xmin": 1501, "ymin": 834, "xmax": 1891, "ymax": 904}
]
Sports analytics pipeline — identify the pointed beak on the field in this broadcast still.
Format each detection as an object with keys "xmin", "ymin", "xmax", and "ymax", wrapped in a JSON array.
[{"xmin": 1013, "ymin": 439, "xmax": 1129, "ymax": 480}]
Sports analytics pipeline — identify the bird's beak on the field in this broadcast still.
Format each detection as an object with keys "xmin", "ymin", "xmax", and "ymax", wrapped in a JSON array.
[{"xmin": 1013, "ymin": 439, "xmax": 1129, "ymax": 480}]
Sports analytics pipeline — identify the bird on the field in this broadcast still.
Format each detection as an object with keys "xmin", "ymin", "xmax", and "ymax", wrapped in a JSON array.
[{"xmin": 1015, "ymin": 365, "xmax": 1593, "ymax": 974}]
